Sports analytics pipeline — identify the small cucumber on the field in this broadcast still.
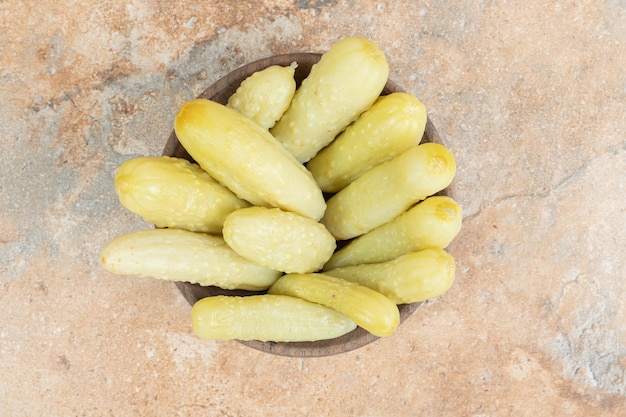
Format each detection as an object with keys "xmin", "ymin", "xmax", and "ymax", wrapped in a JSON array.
[
  {"xmin": 223, "ymin": 207, "xmax": 336, "ymax": 274},
  {"xmin": 270, "ymin": 37, "xmax": 389, "ymax": 163},
  {"xmin": 174, "ymin": 99, "xmax": 326, "ymax": 220},
  {"xmin": 227, "ymin": 64, "xmax": 297, "ymax": 129},
  {"xmin": 192, "ymin": 294, "xmax": 356, "ymax": 342},
  {"xmin": 307, "ymin": 92, "xmax": 427, "ymax": 193},
  {"xmin": 268, "ymin": 273, "xmax": 399, "ymax": 337},
  {"xmin": 324, "ymin": 196, "xmax": 462, "ymax": 269},
  {"xmin": 100, "ymin": 228, "xmax": 281, "ymax": 290},
  {"xmin": 325, "ymin": 248, "xmax": 456, "ymax": 304},
  {"xmin": 321, "ymin": 143, "xmax": 456, "ymax": 240},
  {"xmin": 114, "ymin": 156, "xmax": 249, "ymax": 234}
]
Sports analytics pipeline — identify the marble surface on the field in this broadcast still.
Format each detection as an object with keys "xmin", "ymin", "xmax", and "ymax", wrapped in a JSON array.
[{"xmin": 1, "ymin": 1, "xmax": 625, "ymax": 415}]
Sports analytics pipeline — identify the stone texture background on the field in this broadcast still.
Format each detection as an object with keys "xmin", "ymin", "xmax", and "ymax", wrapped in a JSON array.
[{"xmin": 1, "ymin": 1, "xmax": 625, "ymax": 416}]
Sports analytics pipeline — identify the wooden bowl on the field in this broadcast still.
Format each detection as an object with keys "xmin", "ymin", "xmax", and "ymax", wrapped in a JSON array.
[{"xmin": 162, "ymin": 53, "xmax": 445, "ymax": 357}]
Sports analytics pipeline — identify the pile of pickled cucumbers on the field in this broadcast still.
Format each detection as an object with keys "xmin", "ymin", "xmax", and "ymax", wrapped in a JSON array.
[{"xmin": 100, "ymin": 37, "xmax": 463, "ymax": 342}]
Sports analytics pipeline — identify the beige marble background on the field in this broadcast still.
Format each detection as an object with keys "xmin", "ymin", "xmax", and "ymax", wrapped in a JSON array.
[{"xmin": 1, "ymin": 1, "xmax": 625, "ymax": 416}]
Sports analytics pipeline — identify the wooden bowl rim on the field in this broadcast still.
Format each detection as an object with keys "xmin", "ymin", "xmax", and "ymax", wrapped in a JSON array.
[{"xmin": 163, "ymin": 52, "xmax": 445, "ymax": 358}]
